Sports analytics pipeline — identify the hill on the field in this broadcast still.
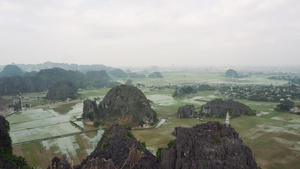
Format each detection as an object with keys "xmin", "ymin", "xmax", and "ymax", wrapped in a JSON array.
[
  {"xmin": 200, "ymin": 99, "xmax": 256, "ymax": 118},
  {"xmin": 83, "ymin": 85, "xmax": 158, "ymax": 127},
  {"xmin": 0, "ymin": 65, "xmax": 24, "ymax": 78},
  {"xmin": 148, "ymin": 72, "xmax": 163, "ymax": 78},
  {"xmin": 225, "ymin": 69, "xmax": 239, "ymax": 78},
  {"xmin": 45, "ymin": 80, "xmax": 78, "ymax": 101}
]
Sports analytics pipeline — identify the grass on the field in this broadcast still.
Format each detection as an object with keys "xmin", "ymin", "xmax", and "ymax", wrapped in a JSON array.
[
  {"xmin": 52, "ymin": 102, "xmax": 77, "ymax": 114},
  {"xmin": 78, "ymin": 88, "xmax": 110, "ymax": 99}
]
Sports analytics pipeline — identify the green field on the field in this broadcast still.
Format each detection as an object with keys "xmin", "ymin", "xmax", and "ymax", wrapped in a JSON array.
[{"xmin": 8, "ymin": 72, "xmax": 299, "ymax": 169}]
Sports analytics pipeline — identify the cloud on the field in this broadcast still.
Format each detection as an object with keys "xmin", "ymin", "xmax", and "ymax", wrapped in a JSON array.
[{"xmin": 0, "ymin": 0, "xmax": 299, "ymax": 66}]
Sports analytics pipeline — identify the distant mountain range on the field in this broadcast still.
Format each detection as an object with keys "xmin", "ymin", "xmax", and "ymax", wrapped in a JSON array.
[{"xmin": 0, "ymin": 61, "xmax": 114, "ymax": 73}]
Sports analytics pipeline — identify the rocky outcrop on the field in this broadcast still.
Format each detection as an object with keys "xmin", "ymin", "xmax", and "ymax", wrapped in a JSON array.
[
  {"xmin": 177, "ymin": 105, "xmax": 195, "ymax": 118},
  {"xmin": 49, "ymin": 121, "xmax": 260, "ymax": 169},
  {"xmin": 148, "ymin": 72, "xmax": 163, "ymax": 78},
  {"xmin": 83, "ymin": 85, "xmax": 158, "ymax": 127},
  {"xmin": 0, "ymin": 116, "xmax": 30, "ymax": 169},
  {"xmin": 200, "ymin": 99, "xmax": 256, "ymax": 118},
  {"xmin": 47, "ymin": 155, "xmax": 72, "ymax": 169},
  {"xmin": 45, "ymin": 80, "xmax": 78, "ymax": 101},
  {"xmin": 75, "ymin": 124, "xmax": 159, "ymax": 169},
  {"xmin": 0, "ymin": 97, "xmax": 12, "ymax": 115},
  {"xmin": 160, "ymin": 121, "xmax": 260, "ymax": 169}
]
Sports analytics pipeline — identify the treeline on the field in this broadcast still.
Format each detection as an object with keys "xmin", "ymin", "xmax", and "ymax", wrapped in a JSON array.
[
  {"xmin": 268, "ymin": 75, "xmax": 300, "ymax": 85},
  {"xmin": 172, "ymin": 83, "xmax": 300, "ymax": 103}
]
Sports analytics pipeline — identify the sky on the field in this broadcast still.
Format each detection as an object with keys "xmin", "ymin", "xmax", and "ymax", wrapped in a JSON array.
[{"xmin": 0, "ymin": 0, "xmax": 299, "ymax": 67}]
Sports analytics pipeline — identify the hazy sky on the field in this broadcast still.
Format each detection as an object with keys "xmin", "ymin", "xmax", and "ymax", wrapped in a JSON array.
[{"xmin": 1, "ymin": 0, "xmax": 299, "ymax": 67}]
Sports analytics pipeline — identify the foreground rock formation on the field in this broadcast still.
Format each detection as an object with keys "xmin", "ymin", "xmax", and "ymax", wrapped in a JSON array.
[
  {"xmin": 83, "ymin": 85, "xmax": 158, "ymax": 127},
  {"xmin": 200, "ymin": 99, "xmax": 256, "ymax": 118},
  {"xmin": 160, "ymin": 121, "xmax": 260, "ymax": 169},
  {"xmin": 0, "ymin": 116, "xmax": 30, "ymax": 169},
  {"xmin": 49, "ymin": 124, "xmax": 159, "ymax": 169},
  {"xmin": 49, "ymin": 121, "xmax": 260, "ymax": 169}
]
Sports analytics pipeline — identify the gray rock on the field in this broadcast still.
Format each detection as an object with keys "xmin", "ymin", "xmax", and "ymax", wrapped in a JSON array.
[
  {"xmin": 160, "ymin": 121, "xmax": 260, "ymax": 169},
  {"xmin": 200, "ymin": 99, "xmax": 256, "ymax": 118},
  {"xmin": 177, "ymin": 105, "xmax": 195, "ymax": 118}
]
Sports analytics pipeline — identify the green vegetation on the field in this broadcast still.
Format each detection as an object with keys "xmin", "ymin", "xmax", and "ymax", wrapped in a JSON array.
[
  {"xmin": 124, "ymin": 131, "xmax": 133, "ymax": 139},
  {"xmin": 141, "ymin": 142, "xmax": 146, "ymax": 148},
  {"xmin": 156, "ymin": 148, "xmax": 164, "ymax": 160},
  {"xmin": 101, "ymin": 142, "xmax": 107, "ymax": 151},
  {"xmin": 167, "ymin": 140, "xmax": 174, "ymax": 148},
  {"xmin": 212, "ymin": 138, "xmax": 222, "ymax": 145},
  {"xmin": 52, "ymin": 102, "xmax": 76, "ymax": 114}
]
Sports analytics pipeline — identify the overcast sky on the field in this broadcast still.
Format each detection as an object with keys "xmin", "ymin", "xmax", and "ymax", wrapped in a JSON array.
[{"xmin": 0, "ymin": 0, "xmax": 299, "ymax": 67}]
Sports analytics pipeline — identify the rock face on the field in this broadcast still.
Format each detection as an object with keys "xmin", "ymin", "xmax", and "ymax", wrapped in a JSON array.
[
  {"xmin": 200, "ymin": 99, "xmax": 256, "ymax": 118},
  {"xmin": 83, "ymin": 85, "xmax": 158, "ymax": 126},
  {"xmin": 0, "ymin": 116, "xmax": 30, "ymax": 169},
  {"xmin": 148, "ymin": 72, "xmax": 163, "ymax": 78},
  {"xmin": 75, "ymin": 124, "xmax": 159, "ymax": 169},
  {"xmin": 177, "ymin": 105, "xmax": 195, "ymax": 118},
  {"xmin": 49, "ymin": 121, "xmax": 260, "ymax": 169},
  {"xmin": 160, "ymin": 121, "xmax": 260, "ymax": 169},
  {"xmin": 225, "ymin": 69, "xmax": 239, "ymax": 78},
  {"xmin": 0, "ymin": 97, "xmax": 12, "ymax": 115},
  {"xmin": 45, "ymin": 80, "xmax": 78, "ymax": 101}
]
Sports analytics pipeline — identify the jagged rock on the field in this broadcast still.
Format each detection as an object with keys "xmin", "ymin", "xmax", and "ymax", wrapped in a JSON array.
[
  {"xmin": 83, "ymin": 85, "xmax": 158, "ymax": 126},
  {"xmin": 82, "ymin": 99, "xmax": 99, "ymax": 121},
  {"xmin": 200, "ymin": 99, "xmax": 256, "ymax": 118},
  {"xmin": 48, "ymin": 155, "xmax": 72, "ymax": 169},
  {"xmin": 177, "ymin": 105, "xmax": 195, "ymax": 118},
  {"xmin": 80, "ymin": 157, "xmax": 115, "ymax": 169},
  {"xmin": 76, "ymin": 124, "xmax": 159, "ymax": 169},
  {"xmin": 160, "ymin": 121, "xmax": 260, "ymax": 169}
]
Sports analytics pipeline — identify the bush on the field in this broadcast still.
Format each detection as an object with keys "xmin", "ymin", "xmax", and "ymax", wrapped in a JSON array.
[
  {"xmin": 93, "ymin": 121, "xmax": 101, "ymax": 127},
  {"xmin": 124, "ymin": 131, "xmax": 133, "ymax": 138},
  {"xmin": 101, "ymin": 142, "xmax": 107, "ymax": 151},
  {"xmin": 141, "ymin": 142, "xmax": 146, "ymax": 148},
  {"xmin": 156, "ymin": 148, "xmax": 164, "ymax": 160},
  {"xmin": 167, "ymin": 141, "xmax": 174, "ymax": 148}
]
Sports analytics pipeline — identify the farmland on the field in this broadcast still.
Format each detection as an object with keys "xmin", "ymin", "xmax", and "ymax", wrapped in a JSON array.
[{"xmin": 7, "ymin": 71, "xmax": 300, "ymax": 169}]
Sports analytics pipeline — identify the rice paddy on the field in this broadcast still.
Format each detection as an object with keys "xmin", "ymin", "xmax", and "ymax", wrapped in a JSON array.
[{"xmin": 7, "ymin": 72, "xmax": 300, "ymax": 169}]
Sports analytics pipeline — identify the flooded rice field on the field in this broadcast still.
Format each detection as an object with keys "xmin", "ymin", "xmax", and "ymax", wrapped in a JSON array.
[{"xmin": 7, "ymin": 102, "xmax": 105, "ymax": 168}]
